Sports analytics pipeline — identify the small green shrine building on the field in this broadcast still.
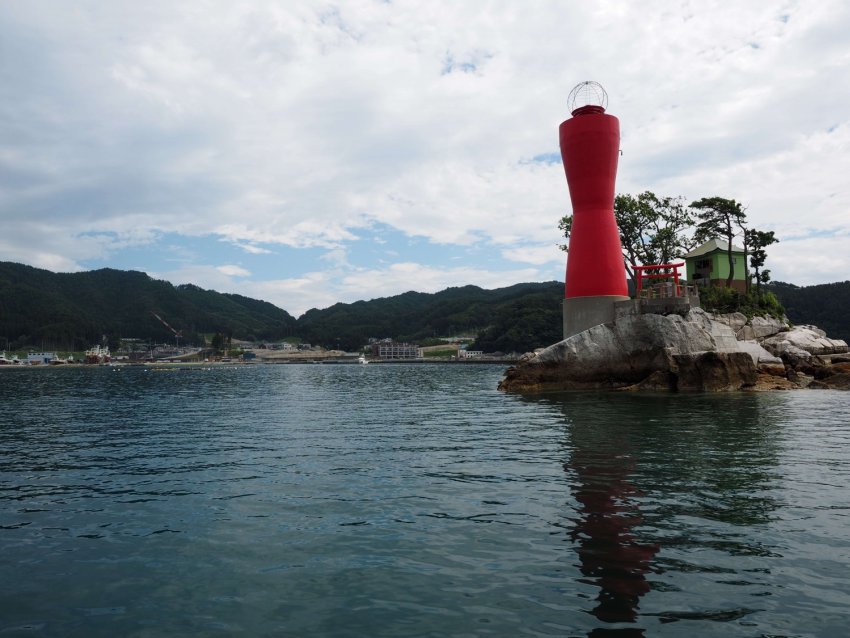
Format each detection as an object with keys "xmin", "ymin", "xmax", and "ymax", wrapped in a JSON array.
[{"xmin": 684, "ymin": 239, "xmax": 747, "ymax": 292}]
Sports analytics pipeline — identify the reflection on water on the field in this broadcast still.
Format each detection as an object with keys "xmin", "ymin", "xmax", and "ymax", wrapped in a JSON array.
[
  {"xmin": 529, "ymin": 392, "xmax": 785, "ymax": 635},
  {"xmin": 567, "ymin": 420, "xmax": 658, "ymax": 633},
  {"xmin": 2, "ymin": 367, "xmax": 850, "ymax": 637}
]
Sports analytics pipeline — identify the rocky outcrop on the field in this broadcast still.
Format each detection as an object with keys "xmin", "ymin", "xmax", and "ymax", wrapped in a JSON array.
[
  {"xmin": 499, "ymin": 308, "xmax": 757, "ymax": 393},
  {"xmin": 761, "ymin": 325, "xmax": 848, "ymax": 357},
  {"xmin": 700, "ymin": 313, "xmax": 850, "ymax": 391},
  {"xmin": 736, "ymin": 340, "xmax": 783, "ymax": 366},
  {"xmin": 747, "ymin": 315, "xmax": 789, "ymax": 340},
  {"xmin": 499, "ymin": 307, "xmax": 849, "ymax": 394}
]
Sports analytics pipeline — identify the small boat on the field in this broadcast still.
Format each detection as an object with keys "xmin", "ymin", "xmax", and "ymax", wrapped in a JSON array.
[
  {"xmin": 85, "ymin": 345, "xmax": 111, "ymax": 365},
  {"xmin": 358, "ymin": 355, "xmax": 369, "ymax": 365},
  {"xmin": 0, "ymin": 351, "xmax": 15, "ymax": 365}
]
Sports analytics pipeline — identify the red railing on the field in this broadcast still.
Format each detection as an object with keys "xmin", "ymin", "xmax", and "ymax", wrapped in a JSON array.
[{"xmin": 634, "ymin": 262, "xmax": 686, "ymax": 298}]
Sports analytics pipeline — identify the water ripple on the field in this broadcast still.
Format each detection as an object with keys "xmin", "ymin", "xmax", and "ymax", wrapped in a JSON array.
[{"xmin": 2, "ymin": 366, "xmax": 850, "ymax": 636}]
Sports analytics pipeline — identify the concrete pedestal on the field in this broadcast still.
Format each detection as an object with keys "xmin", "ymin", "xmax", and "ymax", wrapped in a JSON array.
[{"xmin": 563, "ymin": 295, "xmax": 630, "ymax": 340}]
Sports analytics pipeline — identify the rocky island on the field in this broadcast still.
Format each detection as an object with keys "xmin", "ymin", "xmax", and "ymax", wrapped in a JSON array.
[{"xmin": 499, "ymin": 306, "xmax": 850, "ymax": 393}]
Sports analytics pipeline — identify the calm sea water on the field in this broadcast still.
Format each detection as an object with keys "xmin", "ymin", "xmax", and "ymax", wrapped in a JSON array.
[{"xmin": 1, "ymin": 364, "xmax": 849, "ymax": 637}]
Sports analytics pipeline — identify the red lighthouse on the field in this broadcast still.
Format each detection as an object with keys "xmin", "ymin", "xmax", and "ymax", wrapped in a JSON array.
[{"xmin": 560, "ymin": 82, "xmax": 629, "ymax": 338}]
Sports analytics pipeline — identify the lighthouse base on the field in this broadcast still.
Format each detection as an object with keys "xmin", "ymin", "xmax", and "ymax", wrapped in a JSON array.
[{"xmin": 563, "ymin": 295, "xmax": 630, "ymax": 340}]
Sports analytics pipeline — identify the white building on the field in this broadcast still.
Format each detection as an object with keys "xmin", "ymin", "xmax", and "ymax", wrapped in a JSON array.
[{"xmin": 373, "ymin": 342, "xmax": 421, "ymax": 360}]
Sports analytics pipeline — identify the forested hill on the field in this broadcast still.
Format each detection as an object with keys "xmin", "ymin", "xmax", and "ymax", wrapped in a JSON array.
[
  {"xmin": 297, "ymin": 282, "xmax": 564, "ymax": 352},
  {"xmin": 2, "ymin": 260, "xmax": 846, "ymax": 353},
  {"xmin": 0, "ymin": 261, "xmax": 564, "ymax": 352},
  {"xmin": 768, "ymin": 281, "xmax": 850, "ymax": 342},
  {"xmin": 0, "ymin": 262, "xmax": 298, "ymax": 350}
]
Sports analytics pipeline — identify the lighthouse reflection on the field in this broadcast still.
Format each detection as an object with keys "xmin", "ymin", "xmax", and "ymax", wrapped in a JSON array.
[
  {"xmin": 563, "ymin": 405, "xmax": 658, "ymax": 636},
  {"xmin": 527, "ymin": 392, "xmax": 782, "ymax": 636}
]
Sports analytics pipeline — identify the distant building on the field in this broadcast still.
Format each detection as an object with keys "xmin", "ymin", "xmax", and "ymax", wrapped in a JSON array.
[
  {"xmin": 372, "ymin": 342, "xmax": 421, "ymax": 360},
  {"xmin": 27, "ymin": 352, "xmax": 56, "ymax": 364},
  {"xmin": 458, "ymin": 349, "xmax": 483, "ymax": 359},
  {"xmin": 684, "ymin": 239, "xmax": 747, "ymax": 292}
]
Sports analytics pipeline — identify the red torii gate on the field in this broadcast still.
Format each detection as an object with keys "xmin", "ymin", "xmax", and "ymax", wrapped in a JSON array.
[{"xmin": 633, "ymin": 262, "xmax": 685, "ymax": 298}]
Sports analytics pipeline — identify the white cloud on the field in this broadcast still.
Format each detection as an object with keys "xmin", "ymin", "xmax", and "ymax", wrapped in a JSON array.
[
  {"xmin": 225, "ymin": 240, "xmax": 273, "ymax": 255},
  {"xmin": 158, "ymin": 261, "xmax": 546, "ymax": 317},
  {"xmin": 501, "ymin": 244, "xmax": 565, "ymax": 267},
  {"xmin": 767, "ymin": 233, "xmax": 850, "ymax": 286},
  {"xmin": 337, "ymin": 263, "xmax": 542, "ymax": 304},
  {"xmin": 216, "ymin": 264, "xmax": 250, "ymax": 277},
  {"xmin": 148, "ymin": 264, "xmax": 242, "ymax": 293},
  {"xmin": 2, "ymin": 0, "xmax": 848, "ymax": 302}
]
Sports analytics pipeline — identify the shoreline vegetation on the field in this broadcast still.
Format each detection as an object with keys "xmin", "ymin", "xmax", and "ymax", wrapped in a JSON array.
[
  {"xmin": 3, "ymin": 261, "xmax": 850, "ymax": 357},
  {"xmin": 0, "ymin": 357, "xmax": 516, "ymax": 368}
]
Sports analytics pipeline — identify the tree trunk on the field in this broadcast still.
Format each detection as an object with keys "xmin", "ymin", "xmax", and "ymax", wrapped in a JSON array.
[
  {"xmin": 726, "ymin": 246, "xmax": 734, "ymax": 289},
  {"xmin": 623, "ymin": 258, "xmax": 636, "ymax": 295}
]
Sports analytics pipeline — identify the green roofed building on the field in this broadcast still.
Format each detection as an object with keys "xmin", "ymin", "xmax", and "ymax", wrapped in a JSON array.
[{"xmin": 684, "ymin": 239, "xmax": 747, "ymax": 292}]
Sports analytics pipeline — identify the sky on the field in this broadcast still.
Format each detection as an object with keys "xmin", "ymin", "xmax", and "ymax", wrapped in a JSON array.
[{"xmin": 2, "ymin": 1, "xmax": 848, "ymax": 317}]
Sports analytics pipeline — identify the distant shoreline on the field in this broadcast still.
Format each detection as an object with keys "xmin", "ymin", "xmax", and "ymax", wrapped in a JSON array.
[{"xmin": 0, "ymin": 358, "xmax": 515, "ymax": 369}]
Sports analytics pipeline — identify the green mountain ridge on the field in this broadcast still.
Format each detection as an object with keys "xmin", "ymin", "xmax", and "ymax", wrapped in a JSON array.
[
  {"xmin": 766, "ymin": 281, "xmax": 850, "ymax": 343},
  {"xmin": 0, "ymin": 262, "xmax": 298, "ymax": 350},
  {"xmin": 1, "ymin": 261, "xmax": 847, "ymax": 352},
  {"xmin": 0, "ymin": 261, "xmax": 564, "ymax": 352}
]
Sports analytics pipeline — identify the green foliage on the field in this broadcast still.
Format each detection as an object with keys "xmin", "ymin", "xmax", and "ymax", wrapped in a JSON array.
[
  {"xmin": 559, "ymin": 194, "xmax": 776, "ymax": 298},
  {"xmin": 210, "ymin": 332, "xmax": 226, "ymax": 354},
  {"xmin": 691, "ymin": 197, "xmax": 748, "ymax": 289},
  {"xmin": 418, "ymin": 337, "xmax": 454, "ymax": 348},
  {"xmin": 698, "ymin": 285, "xmax": 785, "ymax": 320},
  {"xmin": 422, "ymin": 348, "xmax": 458, "ymax": 358},
  {"xmin": 298, "ymin": 283, "xmax": 563, "ymax": 352},
  {"xmin": 746, "ymin": 229, "xmax": 778, "ymax": 293},
  {"xmin": 560, "ymin": 191, "xmax": 698, "ymax": 286},
  {"xmin": 0, "ymin": 262, "xmax": 566, "ymax": 354},
  {"xmin": 768, "ymin": 281, "xmax": 850, "ymax": 342},
  {"xmin": 616, "ymin": 192, "xmax": 696, "ymax": 268},
  {"xmin": 0, "ymin": 262, "xmax": 297, "ymax": 350},
  {"xmin": 469, "ymin": 291, "xmax": 563, "ymax": 353},
  {"xmin": 556, "ymin": 215, "xmax": 572, "ymax": 252}
]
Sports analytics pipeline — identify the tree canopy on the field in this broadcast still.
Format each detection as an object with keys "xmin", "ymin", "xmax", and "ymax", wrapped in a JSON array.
[
  {"xmin": 0, "ymin": 262, "xmax": 564, "ymax": 354},
  {"xmin": 0, "ymin": 262, "xmax": 297, "ymax": 350},
  {"xmin": 747, "ymin": 229, "xmax": 779, "ymax": 294},
  {"xmin": 559, "ymin": 192, "xmax": 778, "ymax": 295},
  {"xmin": 691, "ymin": 196, "xmax": 748, "ymax": 289},
  {"xmin": 560, "ymin": 190, "xmax": 699, "ymax": 286}
]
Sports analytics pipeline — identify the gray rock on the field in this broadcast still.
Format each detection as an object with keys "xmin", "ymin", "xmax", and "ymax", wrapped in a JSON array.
[
  {"xmin": 736, "ymin": 325, "xmax": 755, "ymax": 341},
  {"xmin": 673, "ymin": 351, "xmax": 757, "ymax": 392},
  {"xmin": 708, "ymin": 320, "xmax": 741, "ymax": 352},
  {"xmin": 500, "ymin": 309, "xmax": 756, "ymax": 393},
  {"xmin": 749, "ymin": 315, "xmax": 788, "ymax": 339},
  {"xmin": 762, "ymin": 326, "xmax": 848, "ymax": 357},
  {"xmin": 780, "ymin": 344, "xmax": 814, "ymax": 367},
  {"xmin": 710, "ymin": 312, "xmax": 748, "ymax": 333},
  {"xmin": 818, "ymin": 373, "xmax": 850, "ymax": 389},
  {"xmin": 795, "ymin": 373, "xmax": 815, "ymax": 388},
  {"xmin": 737, "ymin": 340, "xmax": 783, "ymax": 365},
  {"xmin": 799, "ymin": 324, "xmax": 826, "ymax": 338}
]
